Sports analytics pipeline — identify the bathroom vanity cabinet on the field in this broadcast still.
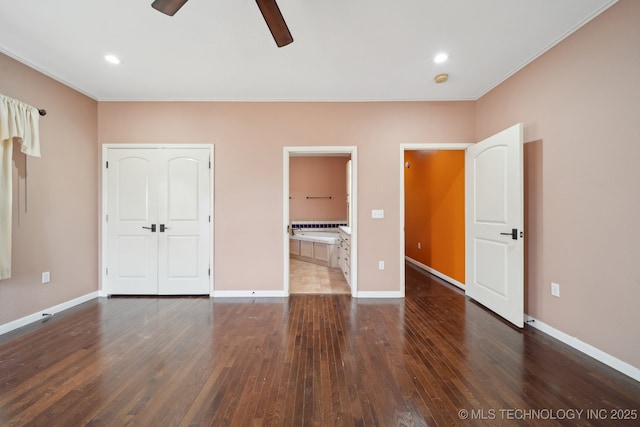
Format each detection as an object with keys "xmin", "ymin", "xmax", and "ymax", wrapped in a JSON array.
[{"xmin": 338, "ymin": 228, "xmax": 351, "ymax": 285}]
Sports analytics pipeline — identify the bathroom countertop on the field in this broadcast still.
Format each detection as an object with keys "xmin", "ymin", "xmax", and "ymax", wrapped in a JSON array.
[{"xmin": 339, "ymin": 226, "xmax": 351, "ymax": 235}]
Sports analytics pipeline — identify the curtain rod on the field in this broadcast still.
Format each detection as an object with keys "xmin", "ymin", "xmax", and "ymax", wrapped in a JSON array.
[{"xmin": 0, "ymin": 93, "xmax": 46, "ymax": 116}]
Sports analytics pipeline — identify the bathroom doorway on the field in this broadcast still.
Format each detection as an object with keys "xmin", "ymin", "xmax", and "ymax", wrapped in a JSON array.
[{"xmin": 283, "ymin": 147, "xmax": 358, "ymax": 296}]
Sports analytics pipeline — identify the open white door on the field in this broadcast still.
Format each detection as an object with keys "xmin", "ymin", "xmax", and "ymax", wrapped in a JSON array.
[{"xmin": 465, "ymin": 124, "xmax": 524, "ymax": 327}]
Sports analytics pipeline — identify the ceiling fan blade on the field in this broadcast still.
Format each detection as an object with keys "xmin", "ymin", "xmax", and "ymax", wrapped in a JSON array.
[
  {"xmin": 151, "ymin": 0, "xmax": 189, "ymax": 16},
  {"xmin": 255, "ymin": 0, "xmax": 294, "ymax": 47}
]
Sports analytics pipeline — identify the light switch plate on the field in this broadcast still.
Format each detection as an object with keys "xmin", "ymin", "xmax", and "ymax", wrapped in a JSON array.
[{"xmin": 372, "ymin": 209, "xmax": 384, "ymax": 219}]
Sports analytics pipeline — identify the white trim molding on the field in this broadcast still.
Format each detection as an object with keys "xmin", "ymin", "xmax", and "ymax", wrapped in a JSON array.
[
  {"xmin": 212, "ymin": 290, "xmax": 288, "ymax": 298},
  {"xmin": 0, "ymin": 292, "xmax": 100, "ymax": 336},
  {"xmin": 525, "ymin": 315, "xmax": 640, "ymax": 383},
  {"xmin": 356, "ymin": 291, "xmax": 404, "ymax": 299}
]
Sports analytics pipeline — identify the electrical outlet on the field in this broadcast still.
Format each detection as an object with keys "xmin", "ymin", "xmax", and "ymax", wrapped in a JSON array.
[
  {"xmin": 378, "ymin": 261, "xmax": 385, "ymax": 270},
  {"xmin": 551, "ymin": 282, "xmax": 560, "ymax": 297},
  {"xmin": 42, "ymin": 272, "xmax": 50, "ymax": 284},
  {"xmin": 417, "ymin": 242, "xmax": 421, "ymax": 249}
]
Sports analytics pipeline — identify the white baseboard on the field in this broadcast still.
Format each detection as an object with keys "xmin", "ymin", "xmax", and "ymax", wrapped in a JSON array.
[
  {"xmin": 405, "ymin": 256, "xmax": 465, "ymax": 290},
  {"xmin": 0, "ymin": 291, "xmax": 100, "ymax": 336},
  {"xmin": 525, "ymin": 315, "xmax": 640, "ymax": 383},
  {"xmin": 356, "ymin": 291, "xmax": 404, "ymax": 298},
  {"xmin": 211, "ymin": 290, "xmax": 288, "ymax": 298},
  {"xmin": 212, "ymin": 290, "xmax": 405, "ymax": 298}
]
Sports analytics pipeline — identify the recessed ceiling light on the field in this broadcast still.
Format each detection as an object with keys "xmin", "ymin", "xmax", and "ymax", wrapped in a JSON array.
[
  {"xmin": 104, "ymin": 54, "xmax": 121, "ymax": 65},
  {"xmin": 434, "ymin": 53, "xmax": 449, "ymax": 64}
]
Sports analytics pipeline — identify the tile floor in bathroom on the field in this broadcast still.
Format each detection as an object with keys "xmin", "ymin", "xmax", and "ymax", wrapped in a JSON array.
[{"xmin": 289, "ymin": 258, "xmax": 351, "ymax": 294}]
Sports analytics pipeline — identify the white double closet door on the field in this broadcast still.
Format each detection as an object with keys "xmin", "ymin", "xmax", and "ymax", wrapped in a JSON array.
[{"xmin": 106, "ymin": 147, "xmax": 211, "ymax": 295}]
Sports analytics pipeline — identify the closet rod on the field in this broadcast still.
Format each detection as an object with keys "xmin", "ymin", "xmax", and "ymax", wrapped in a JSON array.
[{"xmin": 306, "ymin": 196, "xmax": 332, "ymax": 200}]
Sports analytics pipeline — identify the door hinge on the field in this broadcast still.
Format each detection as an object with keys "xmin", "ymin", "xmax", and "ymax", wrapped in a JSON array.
[
  {"xmin": 106, "ymin": 161, "xmax": 109, "ymax": 168},
  {"xmin": 209, "ymin": 215, "xmax": 211, "ymax": 222},
  {"xmin": 105, "ymin": 214, "xmax": 108, "ymax": 222},
  {"xmin": 106, "ymin": 268, "xmax": 108, "ymax": 276},
  {"xmin": 209, "ymin": 160, "xmax": 211, "ymax": 169},
  {"xmin": 208, "ymin": 268, "xmax": 211, "ymax": 276}
]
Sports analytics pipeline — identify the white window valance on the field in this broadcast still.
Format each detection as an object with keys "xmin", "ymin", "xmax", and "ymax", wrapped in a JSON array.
[{"xmin": 0, "ymin": 93, "xmax": 42, "ymax": 280}]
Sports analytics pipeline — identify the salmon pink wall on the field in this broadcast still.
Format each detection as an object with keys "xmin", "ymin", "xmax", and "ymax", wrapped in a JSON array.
[
  {"xmin": 404, "ymin": 151, "xmax": 465, "ymax": 283},
  {"xmin": 0, "ymin": 53, "xmax": 98, "ymax": 326},
  {"xmin": 98, "ymin": 102, "xmax": 476, "ymax": 293},
  {"xmin": 289, "ymin": 156, "xmax": 348, "ymax": 221},
  {"xmin": 476, "ymin": 0, "xmax": 640, "ymax": 369}
]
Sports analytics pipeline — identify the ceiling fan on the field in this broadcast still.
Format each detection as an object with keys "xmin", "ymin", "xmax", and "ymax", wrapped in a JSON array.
[{"xmin": 151, "ymin": 0, "xmax": 294, "ymax": 47}]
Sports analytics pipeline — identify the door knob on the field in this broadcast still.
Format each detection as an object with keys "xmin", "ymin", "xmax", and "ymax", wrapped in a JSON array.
[
  {"xmin": 160, "ymin": 224, "xmax": 169, "ymax": 232},
  {"xmin": 142, "ymin": 224, "xmax": 157, "ymax": 232}
]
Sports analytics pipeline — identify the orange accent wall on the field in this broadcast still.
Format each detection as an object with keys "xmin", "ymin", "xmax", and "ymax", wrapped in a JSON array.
[
  {"xmin": 289, "ymin": 156, "xmax": 348, "ymax": 221},
  {"xmin": 404, "ymin": 150, "xmax": 465, "ymax": 284}
]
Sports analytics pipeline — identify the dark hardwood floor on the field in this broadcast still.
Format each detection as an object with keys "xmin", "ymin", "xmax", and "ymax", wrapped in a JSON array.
[{"xmin": 1, "ymin": 263, "xmax": 639, "ymax": 426}]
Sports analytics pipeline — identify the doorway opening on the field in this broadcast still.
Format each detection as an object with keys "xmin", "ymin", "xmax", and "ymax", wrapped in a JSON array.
[
  {"xmin": 284, "ymin": 147, "xmax": 358, "ymax": 296},
  {"xmin": 400, "ymin": 144, "xmax": 471, "ymax": 297},
  {"xmin": 400, "ymin": 124, "xmax": 525, "ymax": 328}
]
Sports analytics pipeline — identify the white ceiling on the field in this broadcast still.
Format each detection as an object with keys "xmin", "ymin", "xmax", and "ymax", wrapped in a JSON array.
[{"xmin": 0, "ymin": 0, "xmax": 617, "ymax": 102}]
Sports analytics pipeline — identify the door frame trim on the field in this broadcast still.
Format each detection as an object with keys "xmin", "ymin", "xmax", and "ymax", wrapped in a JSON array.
[
  {"xmin": 101, "ymin": 144, "xmax": 215, "ymax": 297},
  {"xmin": 283, "ymin": 146, "xmax": 358, "ymax": 297},
  {"xmin": 399, "ymin": 143, "xmax": 472, "ymax": 297}
]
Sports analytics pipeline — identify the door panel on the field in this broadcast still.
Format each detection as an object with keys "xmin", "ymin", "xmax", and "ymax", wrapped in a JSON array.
[
  {"xmin": 167, "ymin": 236, "xmax": 199, "ymax": 277},
  {"xmin": 475, "ymin": 239, "xmax": 507, "ymax": 296},
  {"xmin": 117, "ymin": 236, "xmax": 153, "ymax": 278},
  {"xmin": 474, "ymin": 146, "xmax": 507, "ymax": 223},
  {"xmin": 466, "ymin": 124, "xmax": 524, "ymax": 327},
  {"xmin": 167, "ymin": 157, "xmax": 199, "ymax": 220},
  {"xmin": 107, "ymin": 150, "xmax": 158, "ymax": 294},
  {"xmin": 118, "ymin": 157, "xmax": 151, "ymax": 220},
  {"xmin": 158, "ymin": 149, "xmax": 210, "ymax": 294}
]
